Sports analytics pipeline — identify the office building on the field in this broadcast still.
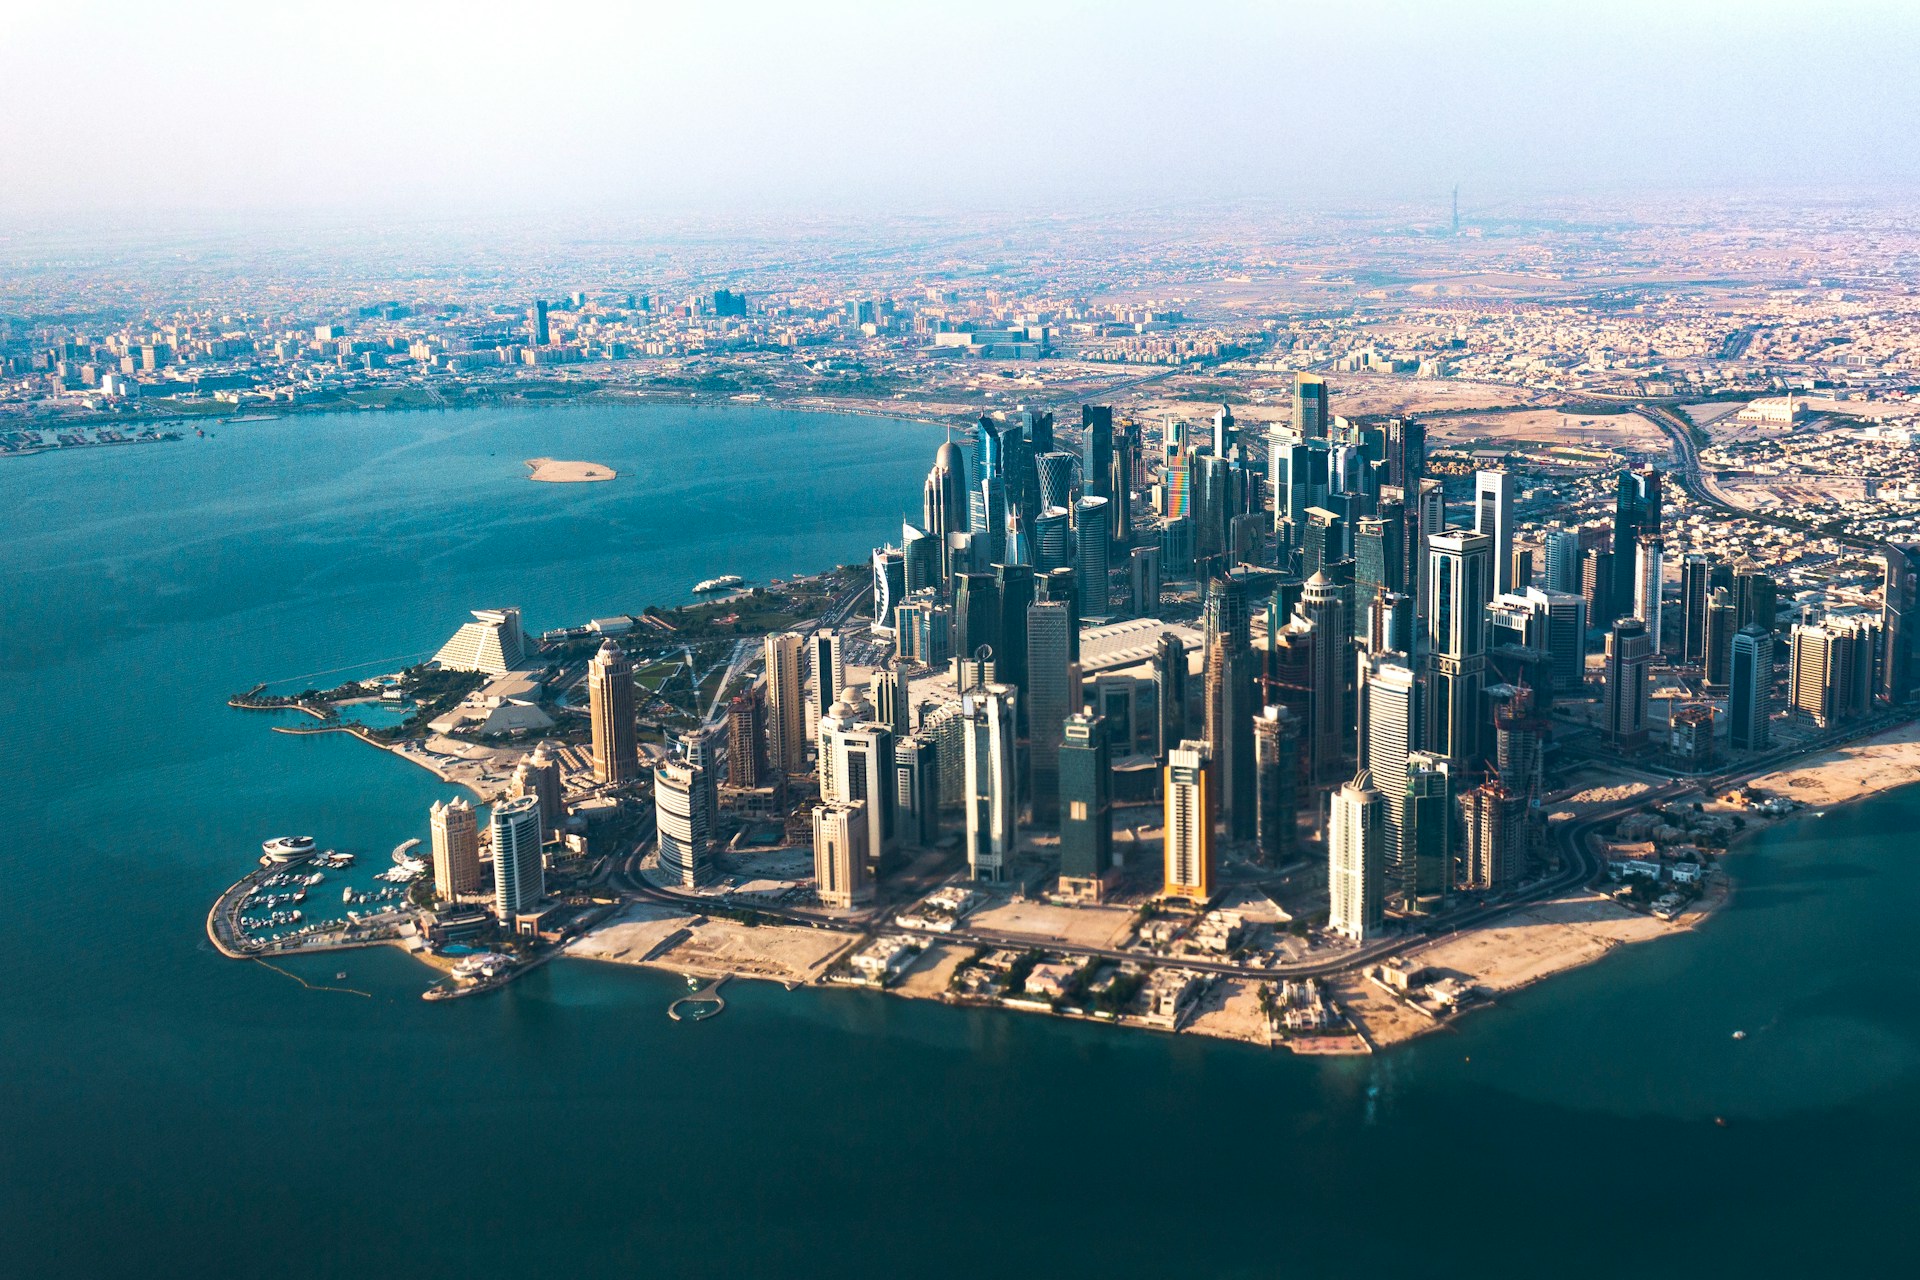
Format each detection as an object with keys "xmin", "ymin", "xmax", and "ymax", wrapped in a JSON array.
[
  {"xmin": 1327, "ymin": 770, "xmax": 1384, "ymax": 942},
  {"xmin": 1253, "ymin": 705, "xmax": 1298, "ymax": 866},
  {"xmin": 1036, "ymin": 451, "xmax": 1079, "ymax": 512},
  {"xmin": 429, "ymin": 796, "xmax": 480, "ymax": 899},
  {"xmin": 587, "ymin": 639, "xmax": 638, "ymax": 785},
  {"xmin": 1081, "ymin": 405, "xmax": 1114, "ymax": 503},
  {"xmin": 962, "ymin": 682, "xmax": 1019, "ymax": 881},
  {"xmin": 1603, "ymin": 617, "xmax": 1652, "ymax": 748},
  {"xmin": 1734, "ymin": 562, "xmax": 1777, "ymax": 634},
  {"xmin": 1034, "ymin": 506, "xmax": 1075, "ymax": 572},
  {"xmin": 1162, "ymin": 741, "xmax": 1215, "ymax": 903},
  {"xmin": 726, "ymin": 691, "xmax": 768, "ymax": 789},
  {"xmin": 1425, "ymin": 530, "xmax": 1492, "ymax": 769},
  {"xmin": 811, "ymin": 802, "xmax": 872, "ymax": 909},
  {"xmin": 765, "ymin": 632, "xmax": 807, "ymax": 775},
  {"xmin": 1058, "ymin": 712, "xmax": 1114, "ymax": 899},
  {"xmin": 810, "ymin": 629, "xmax": 845, "ymax": 735},
  {"xmin": 528, "ymin": 299, "xmax": 549, "ymax": 345},
  {"xmin": 1730, "ymin": 624, "xmax": 1773, "ymax": 751},
  {"xmin": 1543, "ymin": 529, "xmax": 1582, "ymax": 595},
  {"xmin": 1361, "ymin": 656, "xmax": 1418, "ymax": 902},
  {"xmin": 1703, "ymin": 587, "xmax": 1738, "ymax": 688},
  {"xmin": 1026, "ymin": 599, "xmax": 1075, "ymax": 824},
  {"xmin": 818, "ymin": 686, "xmax": 894, "ymax": 875},
  {"xmin": 1293, "ymin": 373, "xmax": 1329, "ymax": 439},
  {"xmin": 1634, "ymin": 535, "xmax": 1665, "ymax": 656},
  {"xmin": 1160, "ymin": 516, "xmax": 1195, "ymax": 577},
  {"xmin": 872, "ymin": 546, "xmax": 906, "ymax": 632},
  {"xmin": 1880, "ymin": 544, "xmax": 1920, "ymax": 705},
  {"xmin": 1402, "ymin": 752, "xmax": 1453, "ymax": 912},
  {"xmin": 490, "ymin": 794, "xmax": 544, "ymax": 919},
  {"xmin": 923, "ymin": 439, "xmax": 969, "ymax": 578},
  {"xmin": 892, "ymin": 734, "xmax": 941, "ymax": 849},
  {"xmin": 1075, "ymin": 497, "xmax": 1112, "ymax": 620},
  {"xmin": 1612, "ymin": 467, "xmax": 1662, "ymax": 619},
  {"xmin": 654, "ymin": 758, "xmax": 713, "ymax": 888},
  {"xmin": 1475, "ymin": 471, "xmax": 1515, "ymax": 596},
  {"xmin": 1681, "ymin": 554, "xmax": 1713, "ymax": 662},
  {"xmin": 509, "ymin": 744, "xmax": 564, "ymax": 839},
  {"xmin": 1129, "ymin": 545, "xmax": 1162, "ymax": 617}
]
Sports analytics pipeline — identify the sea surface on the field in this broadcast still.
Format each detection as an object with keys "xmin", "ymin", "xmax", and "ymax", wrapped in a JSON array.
[{"xmin": 1, "ymin": 404, "xmax": 1915, "ymax": 1278}]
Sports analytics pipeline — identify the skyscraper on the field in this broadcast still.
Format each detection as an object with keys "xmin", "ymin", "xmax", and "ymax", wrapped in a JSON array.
[
  {"xmin": 429, "ymin": 796, "xmax": 480, "ymax": 899},
  {"xmin": 1603, "ymin": 617, "xmax": 1652, "ymax": 748},
  {"xmin": 810, "ymin": 628, "xmax": 845, "ymax": 734},
  {"xmin": 1253, "ymin": 705, "xmax": 1298, "ymax": 866},
  {"xmin": 510, "ymin": 744, "xmax": 564, "ymax": 840},
  {"xmin": 818, "ymin": 686, "xmax": 895, "ymax": 876},
  {"xmin": 1386, "ymin": 416, "xmax": 1425, "ymax": 490},
  {"xmin": 1162, "ymin": 740, "xmax": 1215, "ymax": 903},
  {"xmin": 654, "ymin": 758, "xmax": 713, "ymax": 888},
  {"xmin": 1129, "ymin": 545, "xmax": 1162, "ymax": 617},
  {"xmin": 1634, "ymin": 535, "xmax": 1665, "ymax": 656},
  {"xmin": 1402, "ymin": 752, "xmax": 1453, "ymax": 912},
  {"xmin": 1461, "ymin": 780, "xmax": 1525, "ymax": 892},
  {"xmin": 1361, "ymin": 656, "xmax": 1418, "ymax": 904},
  {"xmin": 811, "ymin": 802, "xmax": 872, "ymax": 908},
  {"xmin": 764, "ymin": 632, "xmax": 806, "ymax": 775},
  {"xmin": 1475, "ymin": 471, "xmax": 1515, "ymax": 596},
  {"xmin": 1036, "ymin": 451, "xmax": 1079, "ymax": 512},
  {"xmin": 1425, "ymin": 530, "xmax": 1492, "ymax": 769},
  {"xmin": 586, "ymin": 639, "xmax": 638, "ymax": 785},
  {"xmin": 1081, "ymin": 404, "xmax": 1113, "ymax": 502},
  {"xmin": 1058, "ymin": 712, "xmax": 1113, "ymax": 899},
  {"xmin": 952, "ymin": 571, "xmax": 999, "ymax": 685},
  {"xmin": 528, "ymin": 299, "xmax": 549, "ymax": 346},
  {"xmin": 1730, "ymin": 624, "xmax": 1773, "ymax": 751},
  {"xmin": 1074, "ymin": 497, "xmax": 1111, "ymax": 620},
  {"xmin": 1880, "ymin": 545, "xmax": 1920, "ymax": 706},
  {"xmin": 1212, "ymin": 402, "xmax": 1236, "ymax": 456},
  {"xmin": 1293, "ymin": 373, "xmax": 1329, "ymax": 440},
  {"xmin": 726, "ymin": 691, "xmax": 768, "ymax": 789},
  {"xmin": 1204, "ymin": 577, "xmax": 1259, "ymax": 837},
  {"xmin": 1298, "ymin": 572, "xmax": 1350, "ymax": 783},
  {"xmin": 1155, "ymin": 629, "xmax": 1189, "ymax": 757},
  {"xmin": 892, "ymin": 734, "xmax": 941, "ymax": 850},
  {"xmin": 1681, "ymin": 554, "xmax": 1713, "ymax": 662},
  {"xmin": 923, "ymin": 439, "xmax": 969, "ymax": 580},
  {"xmin": 1543, "ymin": 529, "xmax": 1582, "ymax": 595},
  {"xmin": 962, "ymin": 682, "xmax": 1019, "ymax": 882},
  {"xmin": 1026, "ymin": 599, "xmax": 1074, "ymax": 824},
  {"xmin": 1612, "ymin": 467, "xmax": 1662, "ymax": 619},
  {"xmin": 1703, "ymin": 586, "xmax": 1738, "ymax": 689},
  {"xmin": 1327, "ymin": 770, "xmax": 1384, "ymax": 941},
  {"xmin": 490, "ymin": 794, "xmax": 544, "ymax": 920}
]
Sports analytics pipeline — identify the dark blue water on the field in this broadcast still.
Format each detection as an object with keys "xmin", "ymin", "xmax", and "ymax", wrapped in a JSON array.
[{"xmin": 2, "ymin": 405, "xmax": 1914, "ymax": 1278}]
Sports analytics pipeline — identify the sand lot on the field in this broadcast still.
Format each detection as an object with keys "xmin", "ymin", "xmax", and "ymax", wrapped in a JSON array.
[
  {"xmin": 1737, "ymin": 719, "xmax": 1920, "ymax": 809},
  {"xmin": 968, "ymin": 899, "xmax": 1140, "ymax": 949},
  {"xmin": 569, "ymin": 904, "xmax": 858, "ymax": 982},
  {"xmin": 1183, "ymin": 978, "xmax": 1274, "ymax": 1046}
]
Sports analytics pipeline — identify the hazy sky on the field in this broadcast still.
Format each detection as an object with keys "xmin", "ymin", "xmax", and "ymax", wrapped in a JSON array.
[{"xmin": 3, "ymin": 0, "xmax": 1918, "ymax": 225}]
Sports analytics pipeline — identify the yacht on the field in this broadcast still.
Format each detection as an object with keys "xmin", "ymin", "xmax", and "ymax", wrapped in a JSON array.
[{"xmin": 693, "ymin": 575, "xmax": 744, "ymax": 594}]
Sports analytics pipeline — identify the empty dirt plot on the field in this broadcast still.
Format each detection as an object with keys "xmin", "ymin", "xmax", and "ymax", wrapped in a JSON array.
[
  {"xmin": 1184, "ymin": 978, "xmax": 1274, "ymax": 1045},
  {"xmin": 968, "ymin": 899, "xmax": 1141, "ymax": 950},
  {"xmin": 567, "ymin": 903, "xmax": 701, "ymax": 964},
  {"xmin": 655, "ymin": 917, "xmax": 859, "ymax": 982},
  {"xmin": 1406, "ymin": 888, "xmax": 1674, "ymax": 996},
  {"xmin": 1429, "ymin": 408, "xmax": 1666, "ymax": 455},
  {"xmin": 891, "ymin": 943, "xmax": 971, "ymax": 998}
]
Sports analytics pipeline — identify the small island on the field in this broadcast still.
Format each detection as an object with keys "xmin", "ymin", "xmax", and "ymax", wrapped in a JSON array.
[{"xmin": 526, "ymin": 457, "xmax": 616, "ymax": 483}]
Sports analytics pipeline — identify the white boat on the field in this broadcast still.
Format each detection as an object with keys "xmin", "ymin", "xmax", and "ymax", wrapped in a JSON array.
[{"xmin": 693, "ymin": 575, "xmax": 744, "ymax": 594}]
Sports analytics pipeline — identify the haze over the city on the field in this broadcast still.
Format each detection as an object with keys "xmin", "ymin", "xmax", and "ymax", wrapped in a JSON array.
[{"xmin": 5, "ymin": 0, "xmax": 1920, "ymax": 225}]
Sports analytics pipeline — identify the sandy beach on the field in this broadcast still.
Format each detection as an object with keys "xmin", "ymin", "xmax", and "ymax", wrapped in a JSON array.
[
  {"xmin": 525, "ymin": 457, "xmax": 617, "ymax": 482},
  {"xmin": 1733, "ymin": 719, "xmax": 1920, "ymax": 809}
]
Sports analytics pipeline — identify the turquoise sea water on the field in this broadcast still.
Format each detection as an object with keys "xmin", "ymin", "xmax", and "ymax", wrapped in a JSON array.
[{"xmin": 1, "ymin": 405, "xmax": 1915, "ymax": 1278}]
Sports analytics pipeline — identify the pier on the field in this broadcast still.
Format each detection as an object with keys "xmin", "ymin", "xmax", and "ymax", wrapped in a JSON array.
[{"xmin": 668, "ymin": 974, "xmax": 731, "ymax": 1021}]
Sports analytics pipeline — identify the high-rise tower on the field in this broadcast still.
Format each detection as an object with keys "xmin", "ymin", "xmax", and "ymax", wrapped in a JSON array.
[{"xmin": 586, "ymin": 640, "xmax": 638, "ymax": 785}]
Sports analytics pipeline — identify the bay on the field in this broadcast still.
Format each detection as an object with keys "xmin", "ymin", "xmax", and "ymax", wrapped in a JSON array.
[{"xmin": 0, "ymin": 404, "xmax": 1914, "ymax": 1278}]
